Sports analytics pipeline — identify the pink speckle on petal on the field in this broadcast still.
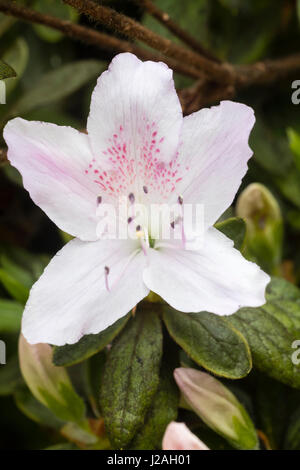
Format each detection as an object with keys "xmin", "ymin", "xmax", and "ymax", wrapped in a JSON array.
[{"xmin": 84, "ymin": 121, "xmax": 186, "ymax": 199}]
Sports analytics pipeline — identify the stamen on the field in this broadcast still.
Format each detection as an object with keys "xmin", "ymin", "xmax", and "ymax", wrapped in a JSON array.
[
  {"xmin": 104, "ymin": 266, "xmax": 110, "ymax": 292},
  {"xmin": 177, "ymin": 196, "xmax": 186, "ymax": 249},
  {"xmin": 128, "ymin": 193, "xmax": 135, "ymax": 204},
  {"xmin": 97, "ymin": 196, "xmax": 102, "ymax": 205},
  {"xmin": 143, "ymin": 186, "xmax": 148, "ymax": 194},
  {"xmin": 135, "ymin": 225, "xmax": 148, "ymax": 257}
]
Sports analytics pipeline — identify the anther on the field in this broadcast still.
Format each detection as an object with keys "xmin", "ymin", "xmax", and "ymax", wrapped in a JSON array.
[
  {"xmin": 128, "ymin": 217, "xmax": 133, "ymax": 224},
  {"xmin": 104, "ymin": 266, "xmax": 110, "ymax": 292},
  {"xmin": 178, "ymin": 195, "xmax": 183, "ymax": 205},
  {"xmin": 128, "ymin": 193, "xmax": 135, "ymax": 204},
  {"xmin": 136, "ymin": 225, "xmax": 142, "ymax": 232},
  {"xmin": 170, "ymin": 221, "xmax": 175, "ymax": 229},
  {"xmin": 97, "ymin": 196, "xmax": 102, "ymax": 205},
  {"xmin": 143, "ymin": 186, "xmax": 148, "ymax": 194}
]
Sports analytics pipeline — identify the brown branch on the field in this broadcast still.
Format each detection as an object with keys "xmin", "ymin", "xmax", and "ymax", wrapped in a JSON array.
[
  {"xmin": 178, "ymin": 80, "xmax": 236, "ymax": 115},
  {"xmin": 235, "ymin": 54, "xmax": 300, "ymax": 87},
  {"xmin": 134, "ymin": 0, "xmax": 220, "ymax": 63},
  {"xmin": 0, "ymin": 148, "xmax": 7, "ymax": 165},
  {"xmin": 63, "ymin": 0, "xmax": 235, "ymax": 84},
  {"xmin": 0, "ymin": 0, "xmax": 203, "ymax": 79}
]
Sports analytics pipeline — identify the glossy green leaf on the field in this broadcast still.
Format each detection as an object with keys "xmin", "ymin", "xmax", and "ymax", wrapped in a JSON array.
[
  {"xmin": 0, "ymin": 60, "xmax": 16, "ymax": 80},
  {"xmin": 215, "ymin": 217, "xmax": 246, "ymax": 250},
  {"xmin": 1, "ymin": 38, "xmax": 29, "ymax": 94},
  {"xmin": 227, "ymin": 277, "xmax": 300, "ymax": 389},
  {"xmin": 10, "ymin": 60, "xmax": 106, "ymax": 117},
  {"xmin": 99, "ymin": 311, "xmax": 163, "ymax": 449},
  {"xmin": 287, "ymin": 128, "xmax": 300, "ymax": 172},
  {"xmin": 53, "ymin": 314, "xmax": 130, "ymax": 367},
  {"xmin": 1, "ymin": 254, "xmax": 34, "ymax": 289},
  {"xmin": 0, "ymin": 356, "xmax": 23, "ymax": 396},
  {"xmin": 45, "ymin": 443, "xmax": 79, "ymax": 450},
  {"xmin": 33, "ymin": 0, "xmax": 78, "ymax": 43},
  {"xmin": 284, "ymin": 407, "xmax": 300, "ymax": 450},
  {"xmin": 0, "ymin": 268, "xmax": 29, "ymax": 304},
  {"xmin": 163, "ymin": 307, "xmax": 252, "ymax": 379},
  {"xmin": 39, "ymin": 382, "xmax": 85, "ymax": 424},
  {"xmin": 130, "ymin": 358, "xmax": 179, "ymax": 450},
  {"xmin": 0, "ymin": 299, "xmax": 23, "ymax": 333},
  {"xmin": 14, "ymin": 387, "xmax": 64, "ymax": 429}
]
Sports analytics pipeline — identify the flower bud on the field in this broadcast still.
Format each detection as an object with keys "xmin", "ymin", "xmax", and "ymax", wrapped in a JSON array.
[
  {"xmin": 236, "ymin": 183, "xmax": 283, "ymax": 274},
  {"xmin": 19, "ymin": 334, "xmax": 85, "ymax": 423},
  {"xmin": 162, "ymin": 421, "xmax": 209, "ymax": 450},
  {"xmin": 174, "ymin": 368, "xmax": 258, "ymax": 450}
]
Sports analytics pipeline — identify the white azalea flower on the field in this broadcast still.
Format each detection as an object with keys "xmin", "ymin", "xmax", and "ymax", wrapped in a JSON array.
[{"xmin": 4, "ymin": 53, "xmax": 269, "ymax": 346}]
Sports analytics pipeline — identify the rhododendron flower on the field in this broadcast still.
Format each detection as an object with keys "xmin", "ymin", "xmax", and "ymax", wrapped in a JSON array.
[
  {"xmin": 4, "ymin": 53, "xmax": 269, "ymax": 345},
  {"xmin": 162, "ymin": 421, "xmax": 209, "ymax": 450}
]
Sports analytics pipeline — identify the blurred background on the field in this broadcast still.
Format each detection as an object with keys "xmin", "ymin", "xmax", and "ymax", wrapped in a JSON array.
[{"xmin": 0, "ymin": 0, "xmax": 300, "ymax": 449}]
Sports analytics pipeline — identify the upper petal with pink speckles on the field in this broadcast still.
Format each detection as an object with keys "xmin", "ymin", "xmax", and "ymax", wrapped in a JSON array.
[{"xmin": 86, "ymin": 53, "xmax": 183, "ymax": 203}]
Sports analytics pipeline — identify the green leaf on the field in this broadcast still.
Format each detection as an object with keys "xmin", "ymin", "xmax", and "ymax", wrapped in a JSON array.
[
  {"xmin": 14, "ymin": 387, "xmax": 64, "ymax": 429},
  {"xmin": 162, "ymin": 307, "xmax": 252, "ymax": 379},
  {"xmin": 1, "ymin": 38, "xmax": 29, "ymax": 94},
  {"xmin": 215, "ymin": 217, "xmax": 246, "ymax": 250},
  {"xmin": 0, "ymin": 268, "xmax": 29, "ymax": 304},
  {"xmin": 85, "ymin": 351, "xmax": 106, "ymax": 417},
  {"xmin": 10, "ymin": 60, "xmax": 106, "ymax": 117},
  {"xmin": 287, "ymin": 128, "xmax": 300, "ymax": 172},
  {"xmin": 0, "ymin": 299, "xmax": 23, "ymax": 333},
  {"xmin": 45, "ymin": 443, "xmax": 79, "ymax": 450},
  {"xmin": 33, "ymin": 0, "xmax": 78, "ymax": 43},
  {"xmin": 285, "ymin": 407, "xmax": 300, "ymax": 450},
  {"xmin": 0, "ymin": 356, "xmax": 23, "ymax": 396},
  {"xmin": 255, "ymin": 374, "xmax": 291, "ymax": 449},
  {"xmin": 227, "ymin": 277, "xmax": 300, "ymax": 389},
  {"xmin": 142, "ymin": 0, "xmax": 210, "ymax": 47},
  {"xmin": 130, "ymin": 358, "xmax": 179, "ymax": 450},
  {"xmin": 39, "ymin": 381, "xmax": 86, "ymax": 424},
  {"xmin": 250, "ymin": 114, "xmax": 293, "ymax": 177},
  {"xmin": 1, "ymin": 254, "xmax": 34, "ymax": 289},
  {"xmin": 53, "ymin": 313, "xmax": 130, "ymax": 367},
  {"xmin": 0, "ymin": 59, "xmax": 16, "ymax": 80},
  {"xmin": 99, "ymin": 310, "xmax": 163, "ymax": 449}
]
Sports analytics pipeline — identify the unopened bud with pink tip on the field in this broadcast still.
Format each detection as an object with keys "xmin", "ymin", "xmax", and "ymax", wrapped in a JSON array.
[
  {"xmin": 174, "ymin": 368, "xmax": 258, "ymax": 450},
  {"xmin": 162, "ymin": 421, "xmax": 209, "ymax": 450}
]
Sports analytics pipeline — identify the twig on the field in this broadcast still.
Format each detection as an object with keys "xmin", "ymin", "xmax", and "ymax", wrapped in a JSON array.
[
  {"xmin": 134, "ymin": 0, "xmax": 220, "ymax": 63},
  {"xmin": 236, "ymin": 54, "xmax": 300, "ymax": 86},
  {"xmin": 178, "ymin": 80, "xmax": 236, "ymax": 115},
  {"xmin": 63, "ymin": 0, "xmax": 235, "ymax": 83},
  {"xmin": 179, "ymin": 53, "xmax": 300, "ymax": 114},
  {"xmin": 0, "ymin": 0, "xmax": 203, "ymax": 79},
  {"xmin": 0, "ymin": 148, "xmax": 7, "ymax": 165}
]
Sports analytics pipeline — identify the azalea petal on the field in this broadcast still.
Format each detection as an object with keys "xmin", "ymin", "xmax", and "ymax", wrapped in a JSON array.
[
  {"xmin": 143, "ymin": 228, "xmax": 270, "ymax": 315},
  {"xmin": 87, "ymin": 53, "xmax": 183, "ymax": 201},
  {"xmin": 175, "ymin": 101, "xmax": 255, "ymax": 228},
  {"xmin": 4, "ymin": 118, "xmax": 100, "ymax": 241},
  {"xmin": 22, "ymin": 239, "xmax": 148, "ymax": 345},
  {"xmin": 162, "ymin": 422, "xmax": 209, "ymax": 450}
]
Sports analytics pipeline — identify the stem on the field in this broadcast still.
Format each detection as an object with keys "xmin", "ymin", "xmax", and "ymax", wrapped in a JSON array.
[
  {"xmin": 63, "ymin": 0, "xmax": 234, "ymax": 84},
  {"xmin": 136, "ymin": 0, "xmax": 220, "ymax": 63},
  {"xmin": 236, "ymin": 54, "xmax": 300, "ymax": 86},
  {"xmin": 0, "ymin": 148, "xmax": 7, "ymax": 165},
  {"xmin": 0, "ymin": 0, "xmax": 202, "ymax": 79}
]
